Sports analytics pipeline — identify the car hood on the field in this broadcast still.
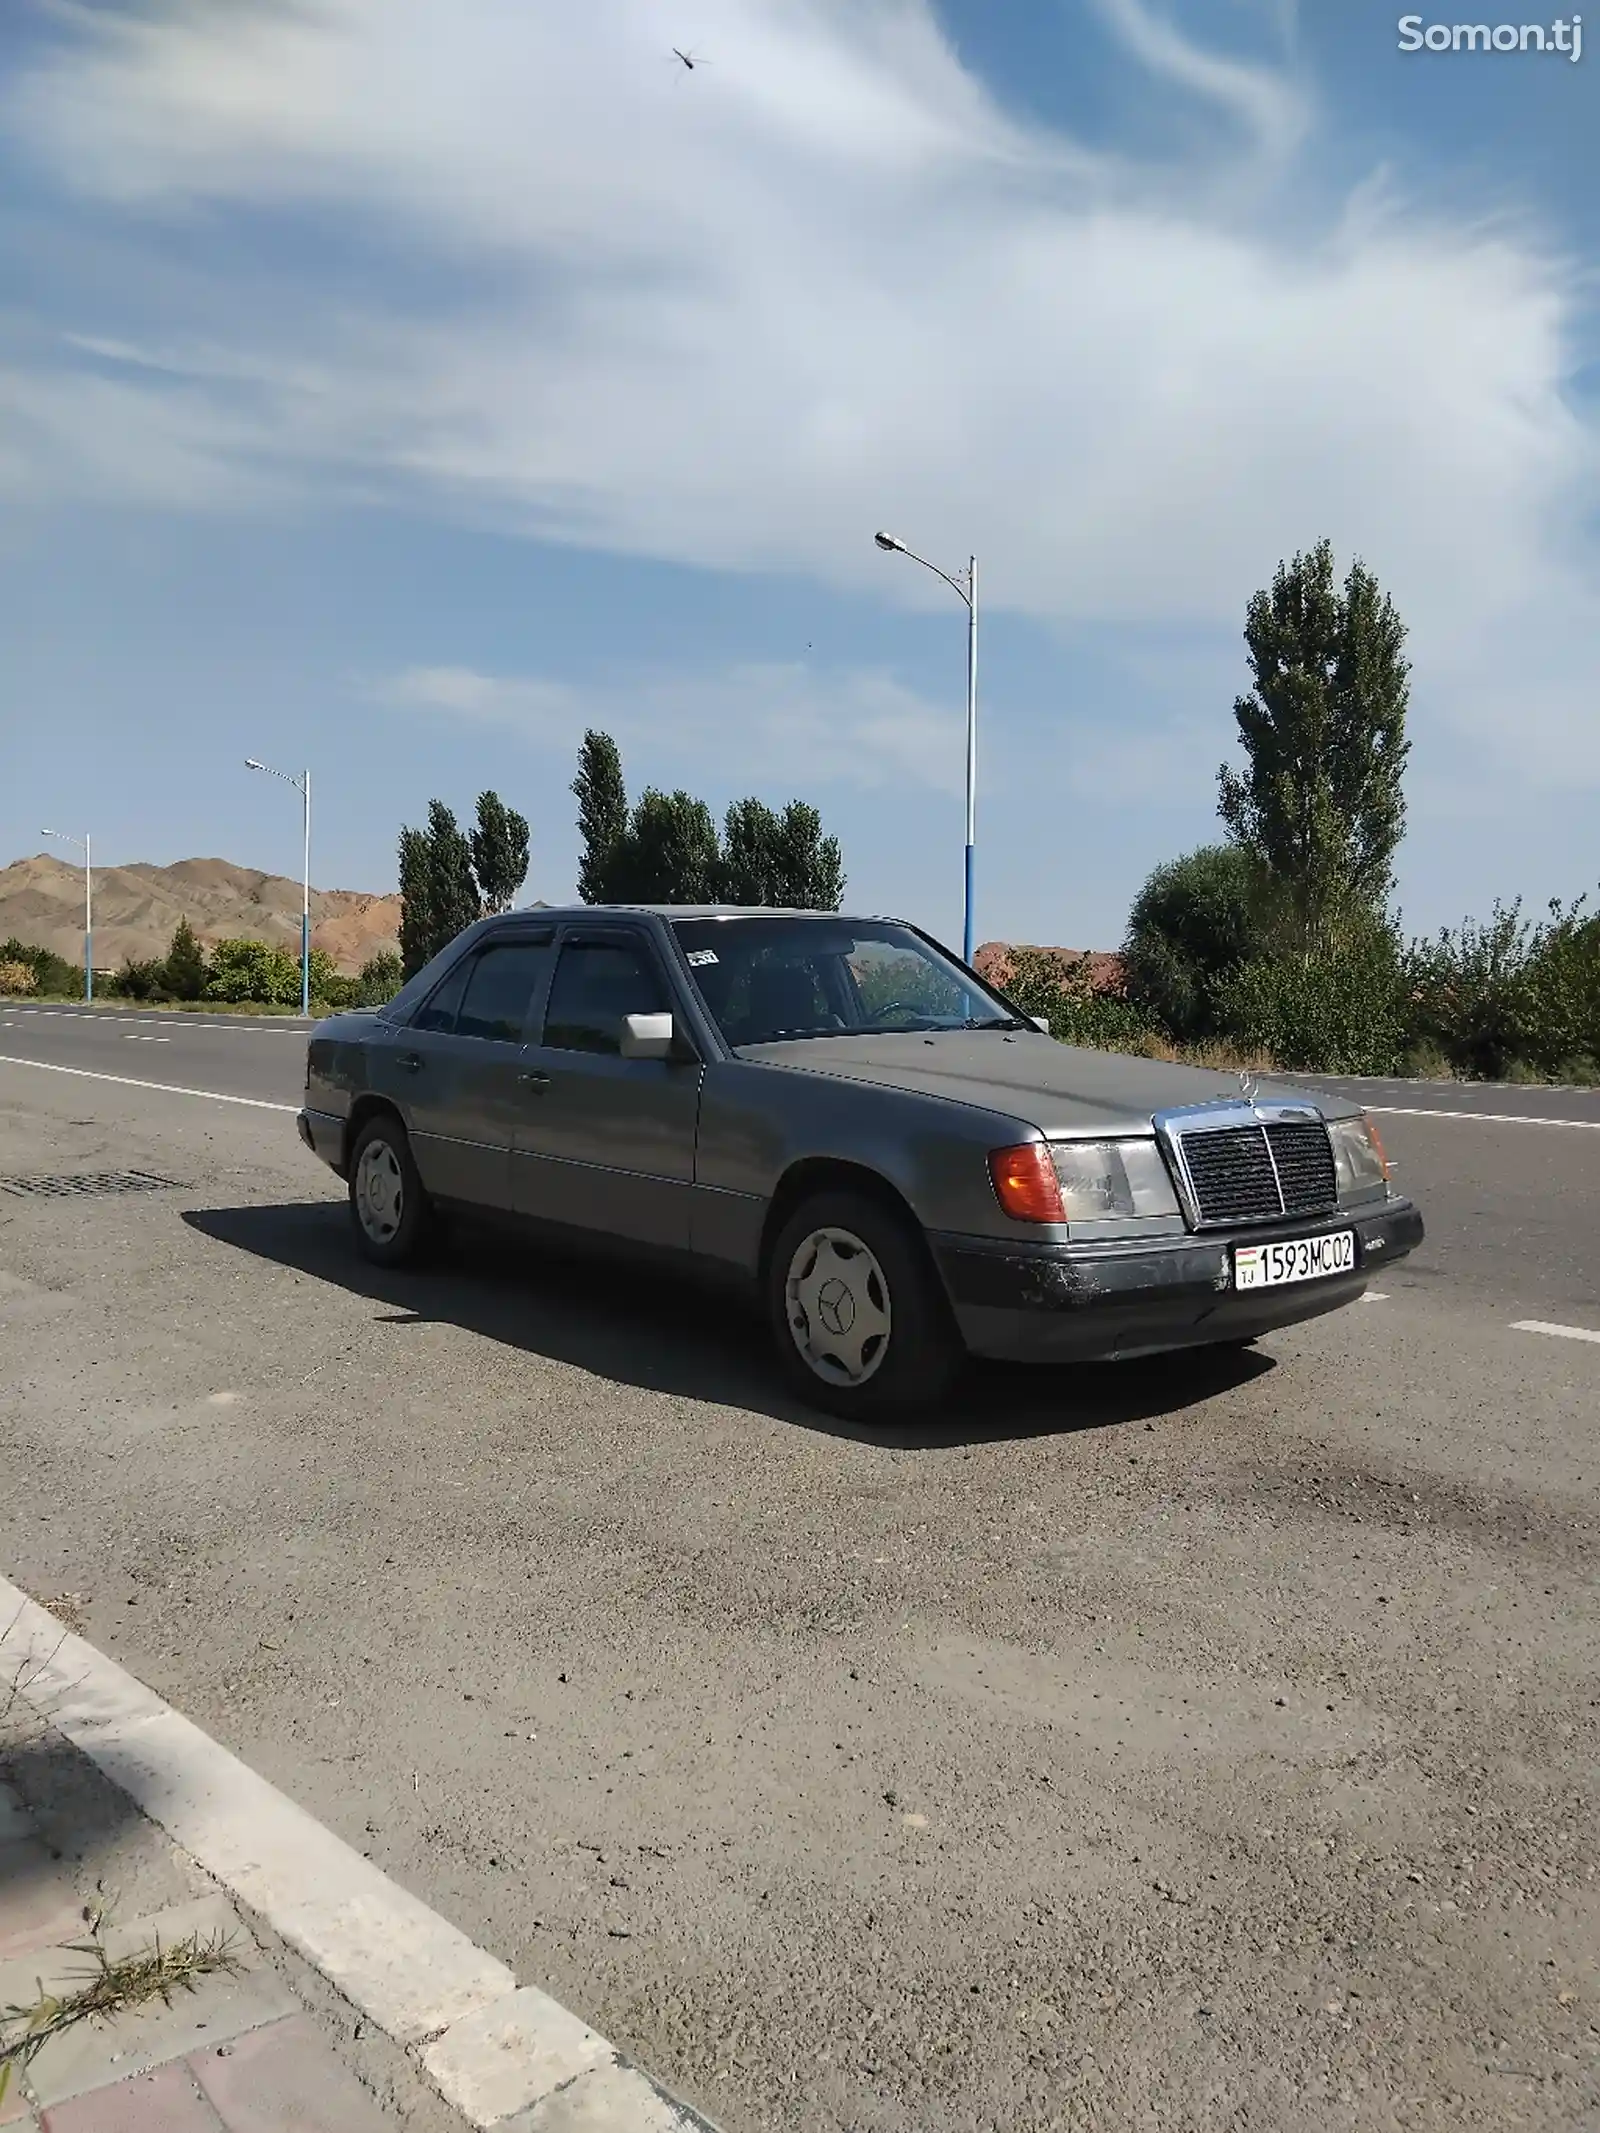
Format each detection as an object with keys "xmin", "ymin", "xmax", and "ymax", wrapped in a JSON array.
[{"xmin": 738, "ymin": 1029, "xmax": 1352, "ymax": 1136}]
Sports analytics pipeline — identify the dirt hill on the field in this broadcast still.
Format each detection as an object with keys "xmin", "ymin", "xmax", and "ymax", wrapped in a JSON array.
[
  {"xmin": 0, "ymin": 854, "xmax": 401, "ymax": 976},
  {"xmin": 974, "ymin": 941, "xmax": 1126, "ymax": 994}
]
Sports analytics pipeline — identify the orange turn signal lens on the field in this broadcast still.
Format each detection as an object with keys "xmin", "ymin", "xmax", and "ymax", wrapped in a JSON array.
[
  {"xmin": 1364, "ymin": 1112, "xmax": 1391, "ymax": 1179},
  {"xmin": 988, "ymin": 1142, "xmax": 1065, "ymax": 1223}
]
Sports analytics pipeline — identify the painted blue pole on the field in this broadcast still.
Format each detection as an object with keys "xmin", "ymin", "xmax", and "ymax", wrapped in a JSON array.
[
  {"xmin": 83, "ymin": 830, "xmax": 93, "ymax": 1001},
  {"xmin": 962, "ymin": 555, "xmax": 978, "ymax": 967},
  {"xmin": 300, "ymin": 768, "xmax": 312, "ymax": 1017}
]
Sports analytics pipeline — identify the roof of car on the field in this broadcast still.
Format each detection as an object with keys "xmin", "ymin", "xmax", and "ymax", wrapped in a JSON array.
[{"xmin": 503, "ymin": 904, "xmax": 885, "ymax": 923}]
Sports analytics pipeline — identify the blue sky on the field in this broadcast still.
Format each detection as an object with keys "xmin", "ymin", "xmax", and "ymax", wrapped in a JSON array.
[{"xmin": 0, "ymin": 0, "xmax": 1594, "ymax": 951}]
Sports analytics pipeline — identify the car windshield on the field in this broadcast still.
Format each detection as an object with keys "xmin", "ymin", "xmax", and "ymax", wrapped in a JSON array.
[{"xmin": 671, "ymin": 916, "xmax": 1029, "ymax": 1046}]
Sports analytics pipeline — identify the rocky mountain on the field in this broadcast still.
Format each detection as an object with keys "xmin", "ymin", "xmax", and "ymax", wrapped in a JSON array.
[{"xmin": 0, "ymin": 854, "xmax": 401, "ymax": 976}]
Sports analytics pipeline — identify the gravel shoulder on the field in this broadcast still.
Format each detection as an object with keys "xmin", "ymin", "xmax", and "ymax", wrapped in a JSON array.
[{"xmin": 0, "ymin": 1067, "xmax": 1596, "ymax": 2131}]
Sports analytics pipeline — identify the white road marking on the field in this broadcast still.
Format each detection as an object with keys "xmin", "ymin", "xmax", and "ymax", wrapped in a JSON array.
[
  {"xmin": 122, "ymin": 1032, "xmax": 171, "ymax": 1043},
  {"xmin": 1361, "ymin": 1291, "xmax": 1390, "ymax": 1302},
  {"xmin": 0, "ymin": 1581, "xmax": 707, "ymax": 2130},
  {"xmin": 0, "ymin": 1006, "xmax": 309, "ymax": 1033},
  {"xmin": 1512, "ymin": 1319, "xmax": 1600, "ymax": 1346},
  {"xmin": 0, "ymin": 1054, "xmax": 298, "ymax": 1112},
  {"xmin": 1365, "ymin": 1104, "xmax": 1600, "ymax": 1131}
]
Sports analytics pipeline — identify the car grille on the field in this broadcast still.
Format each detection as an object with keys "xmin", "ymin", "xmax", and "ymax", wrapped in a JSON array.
[{"xmin": 1177, "ymin": 1120, "xmax": 1337, "ymax": 1225}]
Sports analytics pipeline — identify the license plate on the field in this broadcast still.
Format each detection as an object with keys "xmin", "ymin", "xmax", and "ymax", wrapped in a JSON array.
[{"xmin": 1234, "ymin": 1230, "xmax": 1356, "ymax": 1290}]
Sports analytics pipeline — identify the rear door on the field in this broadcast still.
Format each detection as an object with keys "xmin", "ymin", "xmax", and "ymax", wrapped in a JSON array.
[
  {"xmin": 391, "ymin": 932, "xmax": 554, "ymax": 1211},
  {"xmin": 510, "ymin": 926, "xmax": 701, "ymax": 1248}
]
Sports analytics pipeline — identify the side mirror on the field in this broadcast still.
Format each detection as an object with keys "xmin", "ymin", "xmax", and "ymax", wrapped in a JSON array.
[
  {"xmin": 620, "ymin": 1011, "xmax": 676, "ymax": 1061},
  {"xmin": 1030, "ymin": 1015, "xmax": 1051, "ymax": 1034}
]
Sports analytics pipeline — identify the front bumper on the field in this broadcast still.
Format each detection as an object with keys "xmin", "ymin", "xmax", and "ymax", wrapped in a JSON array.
[
  {"xmin": 932, "ymin": 1196, "xmax": 1423, "ymax": 1364},
  {"xmin": 298, "ymin": 1106, "xmax": 347, "ymax": 1176}
]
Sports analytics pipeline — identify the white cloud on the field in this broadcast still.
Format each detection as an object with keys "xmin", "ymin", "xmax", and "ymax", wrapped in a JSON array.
[
  {"xmin": 2, "ymin": 0, "xmax": 1597, "ymax": 789},
  {"xmin": 376, "ymin": 659, "xmax": 962, "ymax": 796},
  {"xmin": 1091, "ymin": 0, "xmax": 1310, "ymax": 165}
]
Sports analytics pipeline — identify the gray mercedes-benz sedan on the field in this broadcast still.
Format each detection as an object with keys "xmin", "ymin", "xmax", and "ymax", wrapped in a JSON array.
[{"xmin": 298, "ymin": 906, "xmax": 1423, "ymax": 1419}]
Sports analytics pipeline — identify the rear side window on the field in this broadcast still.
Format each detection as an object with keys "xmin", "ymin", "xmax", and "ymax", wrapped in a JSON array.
[
  {"xmin": 541, "ymin": 939, "xmax": 668, "ymax": 1055},
  {"xmin": 455, "ymin": 940, "xmax": 552, "ymax": 1043}
]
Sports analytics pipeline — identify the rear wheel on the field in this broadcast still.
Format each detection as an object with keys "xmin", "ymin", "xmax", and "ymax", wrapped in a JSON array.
[
  {"xmin": 766, "ymin": 1189, "xmax": 962, "ymax": 1421},
  {"xmin": 348, "ymin": 1113, "xmax": 433, "ymax": 1267}
]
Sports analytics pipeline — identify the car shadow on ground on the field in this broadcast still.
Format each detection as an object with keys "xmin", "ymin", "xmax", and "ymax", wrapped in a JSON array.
[{"xmin": 182, "ymin": 1200, "xmax": 1275, "ymax": 1451}]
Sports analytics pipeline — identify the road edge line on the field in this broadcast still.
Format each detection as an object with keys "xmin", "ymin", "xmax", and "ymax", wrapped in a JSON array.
[
  {"xmin": 1363, "ymin": 1103, "xmax": 1600, "ymax": 1131},
  {"xmin": 0, "ymin": 1054, "xmax": 300, "ymax": 1112},
  {"xmin": 0, "ymin": 1579, "xmax": 723, "ymax": 2131}
]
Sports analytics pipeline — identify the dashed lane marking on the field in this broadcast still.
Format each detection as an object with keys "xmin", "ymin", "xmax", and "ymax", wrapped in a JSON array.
[
  {"xmin": 1512, "ymin": 1320, "xmax": 1600, "ymax": 1346},
  {"xmin": 0, "ymin": 1005, "xmax": 309, "ymax": 1033}
]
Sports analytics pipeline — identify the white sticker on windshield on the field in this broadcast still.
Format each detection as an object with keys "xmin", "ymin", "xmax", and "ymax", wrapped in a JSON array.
[{"xmin": 686, "ymin": 948, "xmax": 719, "ymax": 967}]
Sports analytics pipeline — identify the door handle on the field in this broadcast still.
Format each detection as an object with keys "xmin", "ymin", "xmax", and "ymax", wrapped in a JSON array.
[
  {"xmin": 396, "ymin": 1052, "xmax": 423, "ymax": 1073},
  {"xmin": 517, "ymin": 1070, "xmax": 551, "ymax": 1092}
]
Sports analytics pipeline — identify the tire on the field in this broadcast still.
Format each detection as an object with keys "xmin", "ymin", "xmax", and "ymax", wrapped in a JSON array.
[
  {"xmin": 348, "ymin": 1113, "xmax": 434, "ymax": 1267},
  {"xmin": 765, "ymin": 1188, "xmax": 963, "ymax": 1422}
]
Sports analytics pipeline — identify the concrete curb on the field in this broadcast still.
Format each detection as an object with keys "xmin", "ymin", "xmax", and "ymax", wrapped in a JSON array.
[{"xmin": 0, "ymin": 1581, "xmax": 724, "ymax": 2133}]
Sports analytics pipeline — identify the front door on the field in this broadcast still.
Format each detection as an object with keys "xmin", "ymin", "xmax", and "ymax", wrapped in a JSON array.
[
  {"xmin": 393, "ymin": 933, "xmax": 553, "ymax": 1212},
  {"xmin": 511, "ymin": 929, "xmax": 701, "ymax": 1248}
]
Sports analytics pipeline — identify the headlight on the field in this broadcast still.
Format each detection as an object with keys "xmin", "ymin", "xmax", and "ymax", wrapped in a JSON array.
[
  {"xmin": 989, "ymin": 1137, "xmax": 1181, "ymax": 1226},
  {"xmin": 1328, "ymin": 1113, "xmax": 1389, "ymax": 1199},
  {"xmin": 1054, "ymin": 1138, "xmax": 1180, "ymax": 1220}
]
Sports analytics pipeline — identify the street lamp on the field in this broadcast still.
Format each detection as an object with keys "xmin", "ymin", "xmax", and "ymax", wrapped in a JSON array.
[
  {"xmin": 245, "ymin": 758, "xmax": 313, "ymax": 1016},
  {"xmin": 41, "ymin": 829, "xmax": 93, "ymax": 1000},
  {"xmin": 874, "ymin": 531, "xmax": 980, "ymax": 965}
]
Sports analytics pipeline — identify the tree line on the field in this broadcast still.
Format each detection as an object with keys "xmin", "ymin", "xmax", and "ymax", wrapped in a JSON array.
[
  {"xmin": 1005, "ymin": 537, "xmax": 1599, "ymax": 1081},
  {"xmin": 396, "ymin": 738, "xmax": 846, "ymax": 977},
  {"xmin": 0, "ymin": 920, "xmax": 403, "ymax": 1011}
]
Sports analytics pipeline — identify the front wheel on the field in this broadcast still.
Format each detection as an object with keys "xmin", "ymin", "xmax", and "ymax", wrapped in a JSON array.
[
  {"xmin": 765, "ymin": 1189, "xmax": 962, "ymax": 1422},
  {"xmin": 348, "ymin": 1114, "xmax": 434, "ymax": 1266}
]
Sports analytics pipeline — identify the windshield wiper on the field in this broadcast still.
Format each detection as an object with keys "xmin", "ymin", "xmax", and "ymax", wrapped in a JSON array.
[{"xmin": 961, "ymin": 1014, "xmax": 1031, "ymax": 1031}]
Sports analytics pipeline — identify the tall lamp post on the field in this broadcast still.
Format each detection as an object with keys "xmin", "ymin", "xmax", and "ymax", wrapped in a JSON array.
[
  {"xmin": 245, "ymin": 758, "xmax": 313, "ymax": 1016},
  {"xmin": 41, "ymin": 829, "xmax": 93, "ymax": 1000},
  {"xmin": 874, "ymin": 531, "xmax": 979, "ymax": 965}
]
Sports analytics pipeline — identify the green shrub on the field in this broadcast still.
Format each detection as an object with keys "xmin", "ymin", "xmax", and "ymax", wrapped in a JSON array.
[
  {"xmin": 354, "ymin": 949, "xmax": 403, "ymax": 1008},
  {"xmin": 1002, "ymin": 948, "xmax": 1162, "ymax": 1055},
  {"xmin": 1405, "ymin": 895, "xmax": 1600, "ymax": 1081},
  {"xmin": 1214, "ymin": 925, "xmax": 1410, "ymax": 1075},
  {"xmin": 111, "ymin": 957, "xmax": 171, "ymax": 1002},
  {"xmin": 204, "ymin": 938, "xmax": 303, "ymax": 1006},
  {"xmin": 0, "ymin": 960, "xmax": 36, "ymax": 996},
  {"xmin": 1122, "ymin": 845, "xmax": 1281, "ymax": 1040},
  {"xmin": 0, "ymin": 938, "xmax": 81, "ymax": 998}
]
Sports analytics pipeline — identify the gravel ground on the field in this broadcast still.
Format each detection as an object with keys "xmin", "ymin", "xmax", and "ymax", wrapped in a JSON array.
[{"xmin": 0, "ymin": 1044, "xmax": 1596, "ymax": 2131}]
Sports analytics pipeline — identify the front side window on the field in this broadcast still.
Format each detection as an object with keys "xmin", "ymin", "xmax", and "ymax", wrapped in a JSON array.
[
  {"xmin": 411, "ymin": 956, "xmax": 472, "ymax": 1034},
  {"xmin": 542, "ymin": 939, "xmax": 669, "ymax": 1055},
  {"xmin": 454, "ymin": 940, "xmax": 551, "ymax": 1043},
  {"xmin": 673, "ymin": 917, "xmax": 1025, "ymax": 1047}
]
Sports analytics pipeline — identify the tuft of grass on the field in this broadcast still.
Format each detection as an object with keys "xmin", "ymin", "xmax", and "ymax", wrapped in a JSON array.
[
  {"xmin": 0, "ymin": 1927, "xmax": 243, "ymax": 2101},
  {"xmin": 1132, "ymin": 1032, "xmax": 1281, "ymax": 1074}
]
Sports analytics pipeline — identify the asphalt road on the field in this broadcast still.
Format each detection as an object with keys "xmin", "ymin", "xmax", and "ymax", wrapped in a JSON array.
[
  {"xmin": 0, "ymin": 1001, "xmax": 311, "ymax": 1108},
  {"xmin": 0, "ymin": 1011, "xmax": 1597, "ymax": 2132}
]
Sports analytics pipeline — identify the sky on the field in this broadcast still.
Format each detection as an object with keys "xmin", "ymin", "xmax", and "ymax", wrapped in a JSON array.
[{"xmin": 0, "ymin": 0, "xmax": 1594, "ymax": 952}]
